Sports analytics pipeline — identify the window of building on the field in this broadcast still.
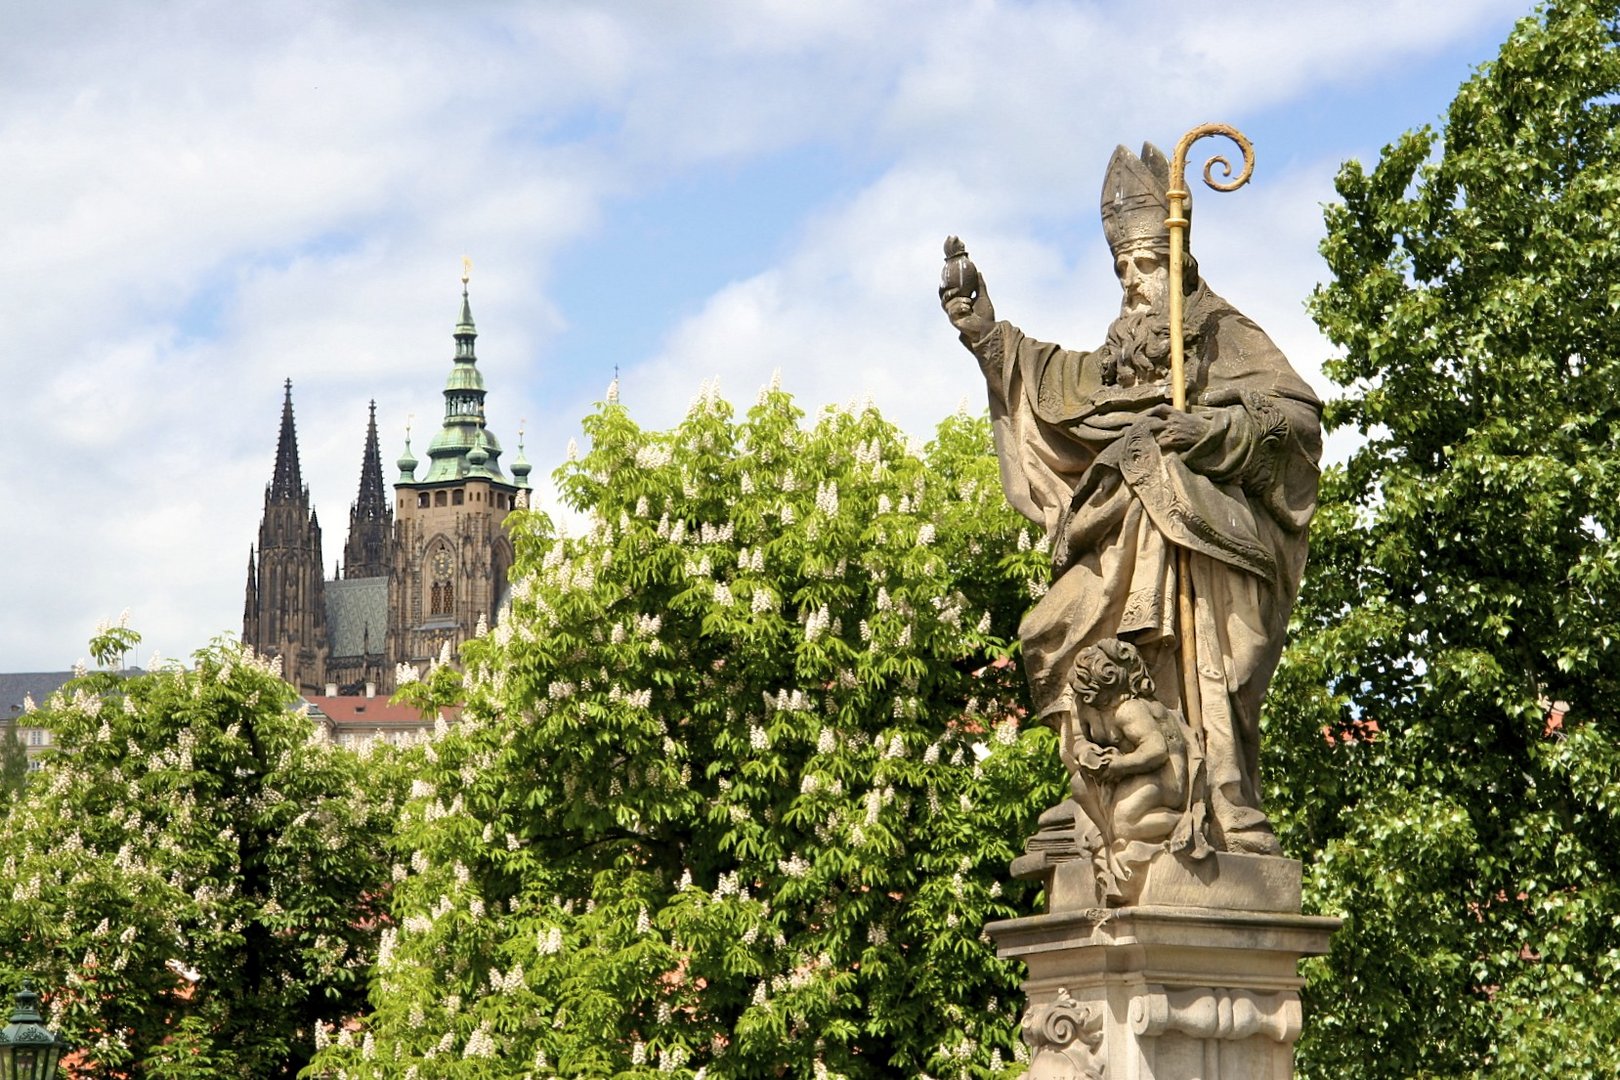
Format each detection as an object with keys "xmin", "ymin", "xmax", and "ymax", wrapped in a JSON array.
[
  {"xmin": 431, "ymin": 581, "xmax": 454, "ymax": 616},
  {"xmin": 27, "ymin": 730, "xmax": 43, "ymax": 747},
  {"xmin": 435, "ymin": 491, "xmax": 448, "ymax": 507},
  {"xmin": 418, "ymin": 492, "xmax": 430, "ymax": 508},
  {"xmin": 452, "ymin": 489, "xmax": 465, "ymax": 506}
]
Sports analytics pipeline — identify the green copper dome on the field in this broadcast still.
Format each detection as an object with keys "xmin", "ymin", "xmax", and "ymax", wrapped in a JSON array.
[
  {"xmin": 510, "ymin": 434, "xmax": 533, "ymax": 490},
  {"xmin": 444, "ymin": 363, "xmax": 486, "ymax": 392},
  {"xmin": 397, "ymin": 432, "xmax": 419, "ymax": 482}
]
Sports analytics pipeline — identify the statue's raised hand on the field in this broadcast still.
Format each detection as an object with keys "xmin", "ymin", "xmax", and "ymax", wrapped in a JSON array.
[{"xmin": 940, "ymin": 235, "xmax": 996, "ymax": 340}]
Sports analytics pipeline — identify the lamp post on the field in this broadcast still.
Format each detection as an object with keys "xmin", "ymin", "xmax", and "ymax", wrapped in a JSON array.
[{"xmin": 0, "ymin": 982, "xmax": 67, "ymax": 1080}]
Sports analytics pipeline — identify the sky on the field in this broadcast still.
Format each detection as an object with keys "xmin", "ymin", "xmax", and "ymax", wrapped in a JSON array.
[{"xmin": 0, "ymin": 0, "xmax": 1535, "ymax": 672}]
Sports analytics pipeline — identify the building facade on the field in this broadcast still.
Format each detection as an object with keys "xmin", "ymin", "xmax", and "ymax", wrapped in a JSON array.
[
  {"xmin": 242, "ymin": 277, "xmax": 531, "ymax": 696},
  {"xmin": 2, "ymin": 671, "xmax": 77, "ymax": 771}
]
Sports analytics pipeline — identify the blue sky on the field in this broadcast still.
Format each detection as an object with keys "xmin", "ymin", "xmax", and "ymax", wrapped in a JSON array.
[{"xmin": 0, "ymin": 0, "xmax": 1533, "ymax": 671}]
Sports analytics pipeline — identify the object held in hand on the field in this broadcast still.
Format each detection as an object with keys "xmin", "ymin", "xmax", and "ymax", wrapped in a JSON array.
[{"xmin": 940, "ymin": 235, "xmax": 978, "ymax": 299}]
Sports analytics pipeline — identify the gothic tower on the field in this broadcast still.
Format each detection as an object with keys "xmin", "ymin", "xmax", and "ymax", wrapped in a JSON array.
[
  {"xmin": 387, "ymin": 271, "xmax": 527, "ymax": 676},
  {"xmin": 318, "ymin": 401, "xmax": 393, "ymax": 695},
  {"xmin": 343, "ymin": 401, "xmax": 392, "ymax": 579},
  {"xmin": 243, "ymin": 381, "xmax": 329, "ymax": 694}
]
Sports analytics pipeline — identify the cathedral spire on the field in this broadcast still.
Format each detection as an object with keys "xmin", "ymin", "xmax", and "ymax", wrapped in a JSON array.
[
  {"xmin": 355, "ymin": 401, "xmax": 387, "ymax": 519},
  {"xmin": 269, "ymin": 379, "xmax": 304, "ymax": 501},
  {"xmin": 344, "ymin": 400, "xmax": 393, "ymax": 579}
]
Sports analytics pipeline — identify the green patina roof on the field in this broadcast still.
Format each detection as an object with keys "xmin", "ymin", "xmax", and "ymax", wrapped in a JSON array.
[
  {"xmin": 411, "ymin": 280, "xmax": 511, "ymax": 486},
  {"xmin": 443, "ymin": 363, "xmax": 486, "ymax": 393},
  {"xmin": 396, "ymin": 432, "xmax": 419, "ymax": 482},
  {"xmin": 510, "ymin": 434, "xmax": 533, "ymax": 490}
]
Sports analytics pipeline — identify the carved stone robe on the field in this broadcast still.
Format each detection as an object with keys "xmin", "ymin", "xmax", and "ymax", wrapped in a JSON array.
[{"xmin": 973, "ymin": 288, "xmax": 1321, "ymax": 814}]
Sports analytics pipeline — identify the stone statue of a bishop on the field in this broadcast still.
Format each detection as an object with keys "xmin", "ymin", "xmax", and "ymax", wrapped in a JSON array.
[{"xmin": 942, "ymin": 143, "xmax": 1322, "ymax": 891}]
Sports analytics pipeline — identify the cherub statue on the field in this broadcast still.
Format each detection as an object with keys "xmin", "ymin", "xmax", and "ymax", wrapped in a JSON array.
[{"xmin": 1064, "ymin": 638, "xmax": 1211, "ymax": 904}]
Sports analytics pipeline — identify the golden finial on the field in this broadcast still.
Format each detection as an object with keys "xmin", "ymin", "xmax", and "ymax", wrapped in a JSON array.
[
  {"xmin": 405, "ymin": 413, "xmax": 414, "ymax": 440},
  {"xmin": 461, "ymin": 256, "xmax": 473, "ymax": 286}
]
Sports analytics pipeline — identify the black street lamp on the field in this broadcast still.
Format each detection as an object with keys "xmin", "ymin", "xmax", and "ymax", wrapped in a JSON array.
[{"xmin": 0, "ymin": 983, "xmax": 67, "ymax": 1080}]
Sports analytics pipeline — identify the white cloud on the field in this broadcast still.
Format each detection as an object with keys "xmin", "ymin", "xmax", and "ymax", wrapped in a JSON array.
[{"xmin": 0, "ymin": 0, "xmax": 1528, "ymax": 668}]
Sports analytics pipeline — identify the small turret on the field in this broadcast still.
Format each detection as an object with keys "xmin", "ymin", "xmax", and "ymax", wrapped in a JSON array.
[
  {"xmin": 244, "ymin": 545, "xmax": 259, "ymax": 636},
  {"xmin": 510, "ymin": 424, "xmax": 532, "ymax": 490},
  {"xmin": 397, "ymin": 420, "xmax": 418, "ymax": 482}
]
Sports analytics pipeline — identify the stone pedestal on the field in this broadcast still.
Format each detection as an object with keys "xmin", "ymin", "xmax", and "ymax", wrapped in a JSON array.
[{"xmin": 986, "ymin": 854, "xmax": 1339, "ymax": 1079}]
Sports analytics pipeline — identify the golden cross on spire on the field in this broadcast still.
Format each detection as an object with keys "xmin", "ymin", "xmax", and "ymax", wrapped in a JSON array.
[{"xmin": 461, "ymin": 256, "xmax": 473, "ymax": 286}]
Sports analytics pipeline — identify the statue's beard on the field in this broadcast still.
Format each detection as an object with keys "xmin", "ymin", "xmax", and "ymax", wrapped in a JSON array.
[{"xmin": 1099, "ymin": 290, "xmax": 1203, "ymax": 388}]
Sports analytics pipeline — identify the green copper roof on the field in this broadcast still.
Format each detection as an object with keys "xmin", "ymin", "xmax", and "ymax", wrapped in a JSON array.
[
  {"xmin": 415, "ymin": 279, "xmax": 509, "ymax": 485},
  {"xmin": 396, "ymin": 430, "xmax": 418, "ymax": 482},
  {"xmin": 444, "ymin": 363, "xmax": 486, "ymax": 392},
  {"xmin": 510, "ymin": 434, "xmax": 532, "ymax": 490}
]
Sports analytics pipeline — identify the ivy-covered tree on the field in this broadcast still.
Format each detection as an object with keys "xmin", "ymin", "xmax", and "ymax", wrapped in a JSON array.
[
  {"xmin": 1268, "ymin": 3, "xmax": 1620, "ymax": 1075},
  {"xmin": 312, "ymin": 382, "xmax": 1061, "ymax": 1077},
  {"xmin": 0, "ymin": 623, "xmax": 408, "ymax": 1078}
]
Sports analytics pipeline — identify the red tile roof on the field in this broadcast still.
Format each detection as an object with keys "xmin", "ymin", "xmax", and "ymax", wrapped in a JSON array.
[{"xmin": 302, "ymin": 695, "xmax": 457, "ymax": 728}]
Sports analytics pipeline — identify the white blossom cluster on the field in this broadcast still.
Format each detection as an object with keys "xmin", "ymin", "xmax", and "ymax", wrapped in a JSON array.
[
  {"xmin": 712, "ymin": 871, "xmax": 750, "ymax": 901},
  {"xmin": 607, "ymin": 684, "xmax": 654, "ymax": 709},
  {"xmin": 814, "ymin": 480, "xmax": 839, "ymax": 515},
  {"xmin": 804, "ymin": 605, "xmax": 832, "ymax": 642},
  {"xmin": 462, "ymin": 1022, "xmax": 497, "ymax": 1058},
  {"xmin": 488, "ymin": 965, "xmax": 525, "ymax": 993},
  {"xmin": 764, "ymin": 687, "xmax": 811, "ymax": 714},
  {"xmin": 636, "ymin": 443, "xmax": 674, "ymax": 469}
]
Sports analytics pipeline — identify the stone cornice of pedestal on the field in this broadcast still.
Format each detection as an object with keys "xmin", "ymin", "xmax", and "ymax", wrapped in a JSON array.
[{"xmin": 987, "ymin": 904, "xmax": 1341, "ymax": 966}]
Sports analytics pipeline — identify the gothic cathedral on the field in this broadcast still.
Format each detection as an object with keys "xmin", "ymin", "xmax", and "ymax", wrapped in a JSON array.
[{"xmin": 241, "ymin": 275, "xmax": 532, "ymax": 696}]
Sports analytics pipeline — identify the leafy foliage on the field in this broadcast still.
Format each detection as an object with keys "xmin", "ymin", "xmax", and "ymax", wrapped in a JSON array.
[
  {"xmin": 1269, "ymin": 3, "xmax": 1620, "ymax": 1074},
  {"xmin": 0, "ymin": 626, "xmax": 408, "ymax": 1078},
  {"xmin": 0, "ymin": 717, "xmax": 26, "ymax": 806},
  {"xmin": 312, "ymin": 383, "xmax": 1061, "ymax": 1077}
]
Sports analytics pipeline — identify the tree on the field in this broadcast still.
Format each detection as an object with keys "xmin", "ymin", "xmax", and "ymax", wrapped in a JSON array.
[
  {"xmin": 311, "ymin": 382, "xmax": 1061, "ymax": 1077},
  {"xmin": 0, "ymin": 718, "xmax": 27, "ymax": 805},
  {"xmin": 1269, "ymin": 3, "xmax": 1620, "ymax": 1075},
  {"xmin": 0, "ymin": 623, "xmax": 408, "ymax": 1078}
]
